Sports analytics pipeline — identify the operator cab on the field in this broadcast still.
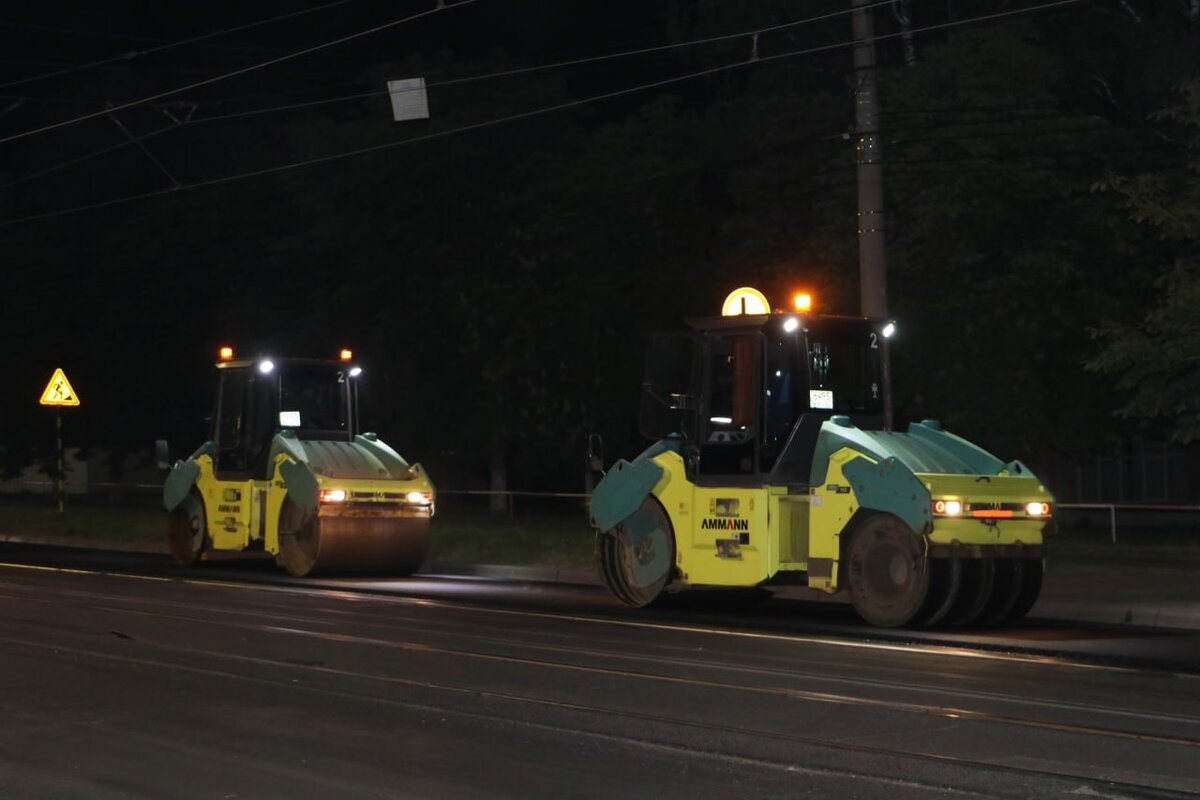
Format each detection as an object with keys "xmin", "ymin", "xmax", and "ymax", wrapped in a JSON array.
[
  {"xmin": 211, "ymin": 348, "xmax": 363, "ymax": 481},
  {"xmin": 638, "ymin": 289, "xmax": 889, "ymax": 486}
]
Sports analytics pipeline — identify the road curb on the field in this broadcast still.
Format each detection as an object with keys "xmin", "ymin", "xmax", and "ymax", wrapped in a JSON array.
[
  {"xmin": 0, "ymin": 532, "xmax": 167, "ymax": 555},
  {"xmin": 1030, "ymin": 600, "xmax": 1200, "ymax": 631}
]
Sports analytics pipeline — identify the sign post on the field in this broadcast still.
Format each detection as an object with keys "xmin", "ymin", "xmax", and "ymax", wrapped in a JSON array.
[{"xmin": 38, "ymin": 368, "xmax": 80, "ymax": 513}]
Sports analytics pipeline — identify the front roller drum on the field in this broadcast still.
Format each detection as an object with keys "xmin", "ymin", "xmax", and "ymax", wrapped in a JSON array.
[
  {"xmin": 277, "ymin": 506, "xmax": 430, "ymax": 578},
  {"xmin": 844, "ymin": 514, "xmax": 931, "ymax": 628},
  {"xmin": 167, "ymin": 489, "xmax": 207, "ymax": 567},
  {"xmin": 597, "ymin": 497, "xmax": 675, "ymax": 608}
]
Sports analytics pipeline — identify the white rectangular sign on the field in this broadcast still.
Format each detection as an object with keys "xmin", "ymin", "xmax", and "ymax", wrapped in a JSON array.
[
  {"xmin": 809, "ymin": 389, "xmax": 834, "ymax": 409},
  {"xmin": 387, "ymin": 77, "xmax": 430, "ymax": 121}
]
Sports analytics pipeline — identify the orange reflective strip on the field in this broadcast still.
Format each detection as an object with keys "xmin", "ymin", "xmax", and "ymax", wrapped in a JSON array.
[{"xmin": 971, "ymin": 510, "xmax": 1014, "ymax": 519}]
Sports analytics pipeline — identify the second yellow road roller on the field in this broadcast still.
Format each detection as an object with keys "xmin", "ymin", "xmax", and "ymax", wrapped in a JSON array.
[{"xmin": 161, "ymin": 348, "xmax": 434, "ymax": 577}]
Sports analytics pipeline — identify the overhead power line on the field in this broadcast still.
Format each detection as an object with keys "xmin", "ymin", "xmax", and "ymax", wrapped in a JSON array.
[
  {"xmin": 0, "ymin": 0, "xmax": 895, "ymax": 191},
  {"xmin": 0, "ymin": 0, "xmax": 359, "ymax": 93},
  {"xmin": 0, "ymin": 0, "xmax": 1083, "ymax": 228},
  {"xmin": 0, "ymin": 0, "xmax": 477, "ymax": 147}
]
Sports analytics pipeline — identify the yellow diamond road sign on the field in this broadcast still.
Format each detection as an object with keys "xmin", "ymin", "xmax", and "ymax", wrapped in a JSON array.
[{"xmin": 39, "ymin": 368, "xmax": 80, "ymax": 407}]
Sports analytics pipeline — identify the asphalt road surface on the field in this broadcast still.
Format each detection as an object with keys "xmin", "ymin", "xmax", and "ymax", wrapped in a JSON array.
[{"xmin": 0, "ymin": 545, "xmax": 1198, "ymax": 799}]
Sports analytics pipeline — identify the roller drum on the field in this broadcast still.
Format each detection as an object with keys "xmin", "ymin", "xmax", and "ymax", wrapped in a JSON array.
[{"xmin": 278, "ymin": 509, "xmax": 430, "ymax": 578}]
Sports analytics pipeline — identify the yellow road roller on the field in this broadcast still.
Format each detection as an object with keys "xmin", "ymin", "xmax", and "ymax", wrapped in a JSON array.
[
  {"xmin": 590, "ymin": 288, "xmax": 1052, "ymax": 628},
  {"xmin": 161, "ymin": 348, "xmax": 434, "ymax": 577}
]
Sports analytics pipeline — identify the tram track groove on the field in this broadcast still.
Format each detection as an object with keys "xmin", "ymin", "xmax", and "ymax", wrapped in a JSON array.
[
  {"xmin": 0, "ymin": 593, "xmax": 1197, "ymax": 750},
  {"xmin": 4, "ymin": 587, "xmax": 1197, "ymax": 734},
  {"xmin": 0, "ymin": 631, "xmax": 1194, "ymax": 798},
  {"xmin": 3, "ymin": 562, "xmax": 1195, "ymax": 681},
  {"xmin": 1, "ymin": 573, "xmax": 1198, "ymax": 736}
]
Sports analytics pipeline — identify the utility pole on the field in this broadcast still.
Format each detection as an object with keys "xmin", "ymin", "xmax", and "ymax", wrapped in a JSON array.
[{"xmin": 851, "ymin": 0, "xmax": 893, "ymax": 429}]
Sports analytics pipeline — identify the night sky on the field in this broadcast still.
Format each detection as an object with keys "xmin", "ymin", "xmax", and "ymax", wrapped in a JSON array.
[{"xmin": 2, "ymin": 1, "xmax": 1197, "ymax": 495}]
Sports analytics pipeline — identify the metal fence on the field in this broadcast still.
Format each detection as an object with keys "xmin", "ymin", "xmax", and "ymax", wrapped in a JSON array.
[{"xmin": 1056, "ymin": 503, "xmax": 1200, "ymax": 544}]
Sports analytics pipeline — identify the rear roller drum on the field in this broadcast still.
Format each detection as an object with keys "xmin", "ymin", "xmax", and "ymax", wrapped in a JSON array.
[
  {"xmin": 844, "ymin": 514, "xmax": 930, "ymax": 628},
  {"xmin": 167, "ymin": 489, "xmax": 206, "ymax": 567},
  {"xmin": 977, "ymin": 559, "xmax": 1023, "ymax": 627},
  {"xmin": 1005, "ymin": 559, "xmax": 1044, "ymax": 623},
  {"xmin": 597, "ymin": 497, "xmax": 674, "ymax": 608},
  {"xmin": 943, "ymin": 559, "xmax": 996, "ymax": 628},
  {"xmin": 916, "ymin": 557, "xmax": 961, "ymax": 627}
]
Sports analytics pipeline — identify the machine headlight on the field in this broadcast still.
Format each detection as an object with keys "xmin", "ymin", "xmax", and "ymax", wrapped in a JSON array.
[
  {"xmin": 933, "ymin": 499, "xmax": 962, "ymax": 516},
  {"xmin": 319, "ymin": 489, "xmax": 347, "ymax": 503},
  {"xmin": 1025, "ymin": 501, "xmax": 1051, "ymax": 516},
  {"xmin": 406, "ymin": 491, "xmax": 433, "ymax": 506}
]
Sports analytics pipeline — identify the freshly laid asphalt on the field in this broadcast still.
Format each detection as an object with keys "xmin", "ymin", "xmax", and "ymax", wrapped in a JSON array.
[{"xmin": 6, "ymin": 528, "xmax": 1200, "ymax": 631}]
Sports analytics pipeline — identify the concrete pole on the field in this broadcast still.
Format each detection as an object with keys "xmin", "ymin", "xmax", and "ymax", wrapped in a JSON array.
[
  {"xmin": 853, "ymin": 0, "xmax": 887, "ymax": 319},
  {"xmin": 852, "ymin": 0, "xmax": 893, "ymax": 429}
]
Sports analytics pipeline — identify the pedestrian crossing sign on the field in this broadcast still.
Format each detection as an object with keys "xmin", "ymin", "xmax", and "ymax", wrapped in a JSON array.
[{"xmin": 39, "ymin": 368, "xmax": 80, "ymax": 407}]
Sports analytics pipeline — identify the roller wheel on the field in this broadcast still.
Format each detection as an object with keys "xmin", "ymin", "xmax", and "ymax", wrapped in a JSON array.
[
  {"xmin": 276, "ymin": 504, "xmax": 320, "ymax": 577},
  {"xmin": 167, "ymin": 490, "xmax": 206, "ymax": 567},
  {"xmin": 1005, "ymin": 559, "xmax": 1044, "ymax": 623},
  {"xmin": 597, "ymin": 497, "xmax": 674, "ymax": 608},
  {"xmin": 916, "ymin": 557, "xmax": 961, "ymax": 627},
  {"xmin": 844, "ymin": 514, "xmax": 930, "ymax": 628},
  {"xmin": 943, "ymin": 558, "xmax": 996, "ymax": 628},
  {"xmin": 977, "ymin": 559, "xmax": 1023, "ymax": 627}
]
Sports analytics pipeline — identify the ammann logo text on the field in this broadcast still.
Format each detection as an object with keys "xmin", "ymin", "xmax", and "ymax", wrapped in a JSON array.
[{"xmin": 701, "ymin": 518, "xmax": 749, "ymax": 531}]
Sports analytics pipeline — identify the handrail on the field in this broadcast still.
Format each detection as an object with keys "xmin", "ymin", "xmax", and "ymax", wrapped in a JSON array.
[{"xmin": 1057, "ymin": 502, "xmax": 1200, "ymax": 544}]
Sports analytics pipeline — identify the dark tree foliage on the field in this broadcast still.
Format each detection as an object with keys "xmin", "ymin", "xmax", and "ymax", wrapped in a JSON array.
[
  {"xmin": 2, "ymin": 0, "xmax": 1199, "ymax": 488},
  {"xmin": 1090, "ymin": 79, "xmax": 1200, "ymax": 443}
]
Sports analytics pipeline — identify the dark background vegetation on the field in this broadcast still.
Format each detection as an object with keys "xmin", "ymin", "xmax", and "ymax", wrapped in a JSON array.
[{"xmin": 1, "ymin": 0, "xmax": 1198, "ymax": 493}]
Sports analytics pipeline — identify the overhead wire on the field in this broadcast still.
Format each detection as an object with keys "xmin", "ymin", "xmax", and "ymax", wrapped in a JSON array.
[
  {"xmin": 0, "ymin": 0, "xmax": 360, "ymax": 92},
  {"xmin": 0, "ymin": 0, "xmax": 895, "ymax": 191},
  {"xmin": 0, "ymin": 17, "xmax": 383, "ymax": 63},
  {"xmin": 0, "ymin": 0, "xmax": 1084, "ymax": 228},
  {"xmin": 0, "ymin": 0, "xmax": 478, "ymax": 146}
]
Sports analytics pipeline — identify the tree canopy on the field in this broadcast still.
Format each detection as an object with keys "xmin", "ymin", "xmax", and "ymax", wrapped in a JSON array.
[{"xmin": 3, "ymin": 0, "xmax": 1199, "ymax": 487}]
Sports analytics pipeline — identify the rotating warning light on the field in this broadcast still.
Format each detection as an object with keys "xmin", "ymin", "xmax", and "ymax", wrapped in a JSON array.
[
  {"xmin": 219, "ymin": 346, "xmax": 234, "ymax": 361},
  {"xmin": 339, "ymin": 348, "xmax": 353, "ymax": 361},
  {"xmin": 721, "ymin": 287, "xmax": 770, "ymax": 316},
  {"xmin": 793, "ymin": 292, "xmax": 813, "ymax": 312}
]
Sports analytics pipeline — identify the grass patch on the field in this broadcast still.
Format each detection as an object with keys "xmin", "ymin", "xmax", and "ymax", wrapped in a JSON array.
[
  {"xmin": 0, "ymin": 493, "xmax": 593, "ymax": 568},
  {"xmin": 0, "ymin": 494, "xmax": 163, "ymax": 543}
]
